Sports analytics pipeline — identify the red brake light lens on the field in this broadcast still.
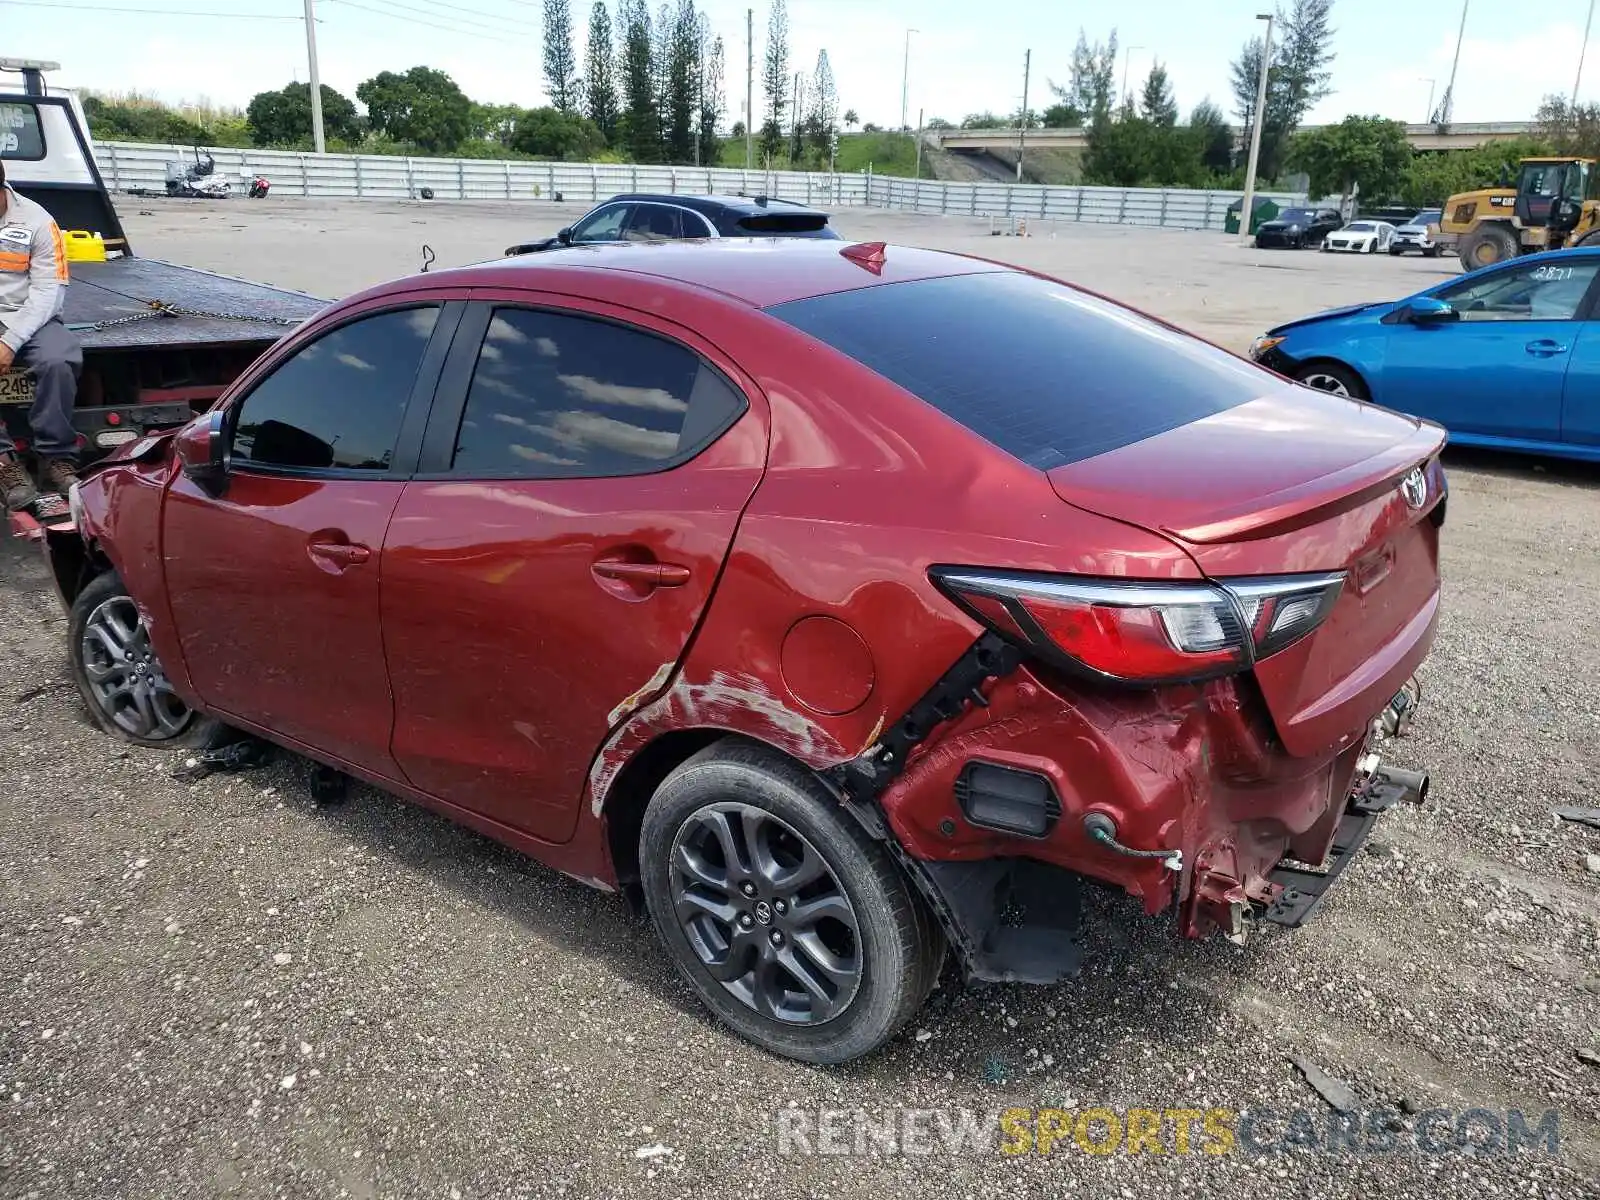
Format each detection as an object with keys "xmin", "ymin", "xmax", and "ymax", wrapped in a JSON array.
[{"xmin": 932, "ymin": 568, "xmax": 1345, "ymax": 685}]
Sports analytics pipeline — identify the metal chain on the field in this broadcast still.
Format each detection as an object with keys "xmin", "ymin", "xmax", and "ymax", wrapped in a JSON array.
[{"xmin": 83, "ymin": 300, "xmax": 303, "ymax": 334}]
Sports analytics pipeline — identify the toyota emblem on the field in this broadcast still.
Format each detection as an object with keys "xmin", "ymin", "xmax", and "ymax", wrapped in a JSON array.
[
  {"xmin": 753, "ymin": 901, "xmax": 773, "ymax": 925},
  {"xmin": 1399, "ymin": 467, "xmax": 1427, "ymax": 510}
]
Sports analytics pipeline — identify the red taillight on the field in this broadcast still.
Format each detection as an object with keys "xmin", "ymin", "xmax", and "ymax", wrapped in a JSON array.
[{"xmin": 932, "ymin": 568, "xmax": 1345, "ymax": 685}]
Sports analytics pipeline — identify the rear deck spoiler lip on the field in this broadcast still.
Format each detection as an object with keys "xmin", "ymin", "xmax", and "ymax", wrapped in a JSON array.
[{"xmin": 1158, "ymin": 421, "xmax": 1449, "ymax": 545}]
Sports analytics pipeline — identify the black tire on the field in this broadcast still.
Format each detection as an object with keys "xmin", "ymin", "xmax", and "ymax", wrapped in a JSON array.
[
  {"xmin": 1389, "ymin": 245, "xmax": 1403, "ymax": 256},
  {"xmin": 68, "ymin": 572, "xmax": 221, "ymax": 749},
  {"xmin": 1425, "ymin": 244, "xmax": 1443, "ymax": 258},
  {"xmin": 1576, "ymin": 230, "xmax": 1600, "ymax": 247},
  {"xmin": 1295, "ymin": 360, "xmax": 1369, "ymax": 401},
  {"xmin": 639, "ymin": 738, "xmax": 943, "ymax": 1064},
  {"xmin": 1459, "ymin": 224, "xmax": 1519, "ymax": 270}
]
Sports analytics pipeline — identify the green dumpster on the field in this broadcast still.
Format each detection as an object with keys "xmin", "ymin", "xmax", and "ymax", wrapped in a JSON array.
[{"xmin": 1224, "ymin": 196, "xmax": 1281, "ymax": 235}]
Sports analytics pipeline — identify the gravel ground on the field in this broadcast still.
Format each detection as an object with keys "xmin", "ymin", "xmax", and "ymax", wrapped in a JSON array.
[{"xmin": 2, "ymin": 198, "xmax": 1598, "ymax": 1198}]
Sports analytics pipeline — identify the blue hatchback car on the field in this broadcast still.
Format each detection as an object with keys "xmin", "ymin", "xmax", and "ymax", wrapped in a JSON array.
[{"xmin": 1250, "ymin": 246, "xmax": 1600, "ymax": 463}]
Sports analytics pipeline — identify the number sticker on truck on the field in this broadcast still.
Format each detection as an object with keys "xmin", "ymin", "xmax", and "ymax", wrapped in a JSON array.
[{"xmin": 1532, "ymin": 265, "xmax": 1577, "ymax": 281}]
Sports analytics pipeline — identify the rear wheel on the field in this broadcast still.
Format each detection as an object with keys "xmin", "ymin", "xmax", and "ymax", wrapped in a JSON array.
[
  {"xmin": 68, "ymin": 573, "xmax": 221, "ymax": 749},
  {"xmin": 1295, "ymin": 361, "xmax": 1369, "ymax": 401},
  {"xmin": 1460, "ymin": 224, "xmax": 1519, "ymax": 270},
  {"xmin": 639, "ymin": 739, "xmax": 942, "ymax": 1064}
]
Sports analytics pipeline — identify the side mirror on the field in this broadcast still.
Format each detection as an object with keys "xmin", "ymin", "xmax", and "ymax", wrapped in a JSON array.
[
  {"xmin": 1405, "ymin": 296, "xmax": 1458, "ymax": 325},
  {"xmin": 557, "ymin": 227, "xmax": 574, "ymax": 245},
  {"xmin": 175, "ymin": 409, "xmax": 229, "ymax": 494}
]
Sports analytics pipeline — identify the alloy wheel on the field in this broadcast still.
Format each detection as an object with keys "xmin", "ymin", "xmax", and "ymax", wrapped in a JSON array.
[
  {"xmin": 1300, "ymin": 372, "xmax": 1351, "ymax": 397},
  {"xmin": 668, "ymin": 801, "xmax": 863, "ymax": 1025},
  {"xmin": 80, "ymin": 596, "xmax": 194, "ymax": 740}
]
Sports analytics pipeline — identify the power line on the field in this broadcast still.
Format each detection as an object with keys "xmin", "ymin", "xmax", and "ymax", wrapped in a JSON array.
[
  {"xmin": 326, "ymin": 0, "xmax": 535, "ymax": 38},
  {"xmin": 4, "ymin": 1, "xmax": 303, "ymax": 16}
]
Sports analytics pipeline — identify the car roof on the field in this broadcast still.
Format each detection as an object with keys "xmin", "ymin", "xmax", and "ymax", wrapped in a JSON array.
[
  {"xmin": 602, "ymin": 193, "xmax": 828, "ymax": 219},
  {"xmin": 403, "ymin": 239, "xmax": 1004, "ymax": 309}
]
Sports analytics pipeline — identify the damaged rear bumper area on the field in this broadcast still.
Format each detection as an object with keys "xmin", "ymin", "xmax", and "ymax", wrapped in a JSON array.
[{"xmin": 829, "ymin": 636, "xmax": 1429, "ymax": 987}]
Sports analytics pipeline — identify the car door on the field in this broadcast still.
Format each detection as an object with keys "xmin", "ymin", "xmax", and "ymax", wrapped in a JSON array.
[
  {"xmin": 162, "ymin": 297, "xmax": 463, "ymax": 776},
  {"xmin": 378, "ymin": 294, "xmax": 769, "ymax": 843},
  {"xmin": 570, "ymin": 202, "xmax": 633, "ymax": 244},
  {"xmin": 1559, "ymin": 285, "xmax": 1600, "ymax": 446},
  {"xmin": 1380, "ymin": 258, "xmax": 1600, "ymax": 440}
]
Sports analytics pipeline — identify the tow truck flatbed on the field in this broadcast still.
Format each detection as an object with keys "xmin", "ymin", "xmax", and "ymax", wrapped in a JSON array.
[{"xmin": 65, "ymin": 258, "xmax": 326, "ymax": 350}]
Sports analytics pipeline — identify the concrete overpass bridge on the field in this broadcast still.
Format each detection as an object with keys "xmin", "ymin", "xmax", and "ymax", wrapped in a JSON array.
[{"xmin": 933, "ymin": 121, "xmax": 1535, "ymax": 154}]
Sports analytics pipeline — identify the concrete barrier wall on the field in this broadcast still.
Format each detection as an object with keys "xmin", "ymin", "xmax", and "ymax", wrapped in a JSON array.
[{"xmin": 93, "ymin": 141, "xmax": 1305, "ymax": 233}]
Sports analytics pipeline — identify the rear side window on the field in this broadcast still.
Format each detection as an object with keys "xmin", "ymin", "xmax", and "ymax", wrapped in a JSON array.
[
  {"xmin": 0, "ymin": 102, "xmax": 44, "ymax": 160},
  {"xmin": 231, "ymin": 306, "xmax": 438, "ymax": 472},
  {"xmin": 450, "ymin": 307, "xmax": 746, "ymax": 478},
  {"xmin": 769, "ymin": 272, "xmax": 1268, "ymax": 470}
]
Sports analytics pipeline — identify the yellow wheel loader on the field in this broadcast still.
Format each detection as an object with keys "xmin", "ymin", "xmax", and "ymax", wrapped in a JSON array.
[{"xmin": 1438, "ymin": 156, "xmax": 1600, "ymax": 270}]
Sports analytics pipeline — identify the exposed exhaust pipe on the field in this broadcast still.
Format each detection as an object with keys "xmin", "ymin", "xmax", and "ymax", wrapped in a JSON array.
[{"xmin": 1372, "ymin": 763, "xmax": 1429, "ymax": 805}]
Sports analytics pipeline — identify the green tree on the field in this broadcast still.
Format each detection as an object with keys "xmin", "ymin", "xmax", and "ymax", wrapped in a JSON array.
[
  {"xmin": 1040, "ymin": 102, "xmax": 1080, "ymax": 128},
  {"xmin": 807, "ymin": 49, "xmax": 837, "ymax": 160},
  {"xmin": 761, "ymin": 0, "xmax": 789, "ymax": 161},
  {"xmin": 1534, "ymin": 94, "xmax": 1600, "ymax": 158},
  {"xmin": 1231, "ymin": 0, "xmax": 1336, "ymax": 181},
  {"xmin": 356, "ymin": 67, "xmax": 473, "ymax": 153},
  {"xmin": 1398, "ymin": 137, "xmax": 1553, "ymax": 208},
  {"xmin": 617, "ymin": 0, "xmax": 660, "ymax": 161},
  {"xmin": 699, "ymin": 30, "xmax": 724, "ymax": 165},
  {"xmin": 584, "ymin": 2, "xmax": 619, "ymax": 140},
  {"xmin": 1287, "ymin": 115, "xmax": 1411, "ymax": 202},
  {"xmin": 510, "ymin": 106, "xmax": 607, "ymax": 158},
  {"xmin": 1048, "ymin": 28, "xmax": 1118, "ymax": 125},
  {"xmin": 543, "ymin": 0, "xmax": 580, "ymax": 113},
  {"xmin": 1188, "ymin": 98, "xmax": 1234, "ymax": 176},
  {"xmin": 842, "ymin": 108, "xmax": 858, "ymax": 129},
  {"xmin": 960, "ymin": 111, "xmax": 1006, "ymax": 129},
  {"xmin": 473, "ymin": 103, "xmax": 528, "ymax": 148},
  {"xmin": 246, "ymin": 83, "xmax": 360, "ymax": 147},
  {"xmin": 1139, "ymin": 62, "xmax": 1178, "ymax": 128},
  {"xmin": 662, "ymin": 0, "xmax": 699, "ymax": 163}
]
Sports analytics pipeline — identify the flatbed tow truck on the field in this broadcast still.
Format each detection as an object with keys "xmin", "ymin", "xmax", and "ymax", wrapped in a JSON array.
[{"xmin": 2, "ymin": 59, "xmax": 324, "ymax": 535}]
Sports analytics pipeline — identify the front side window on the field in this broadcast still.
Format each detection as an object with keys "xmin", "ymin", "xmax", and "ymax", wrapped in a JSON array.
[
  {"xmin": 231, "ymin": 306, "xmax": 438, "ymax": 471},
  {"xmin": 572, "ymin": 204, "xmax": 631, "ymax": 242},
  {"xmin": 451, "ymin": 307, "xmax": 746, "ymax": 478},
  {"xmin": 1437, "ymin": 260, "xmax": 1600, "ymax": 322}
]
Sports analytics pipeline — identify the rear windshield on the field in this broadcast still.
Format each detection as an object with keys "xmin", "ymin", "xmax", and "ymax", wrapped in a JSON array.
[{"xmin": 768, "ymin": 271, "xmax": 1268, "ymax": 470}]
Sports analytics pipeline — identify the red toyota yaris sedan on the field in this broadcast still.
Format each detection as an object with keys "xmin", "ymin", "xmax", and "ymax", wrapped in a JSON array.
[{"xmin": 36, "ymin": 239, "xmax": 1444, "ymax": 1063}]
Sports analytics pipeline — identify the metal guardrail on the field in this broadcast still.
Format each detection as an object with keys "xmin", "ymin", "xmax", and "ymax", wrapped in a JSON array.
[{"xmin": 93, "ymin": 141, "xmax": 1304, "ymax": 233}]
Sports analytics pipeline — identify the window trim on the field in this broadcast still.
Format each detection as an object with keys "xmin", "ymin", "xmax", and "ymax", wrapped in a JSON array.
[
  {"xmin": 414, "ymin": 299, "xmax": 751, "ymax": 482},
  {"xmin": 223, "ymin": 300, "xmax": 463, "ymax": 482},
  {"xmin": 628, "ymin": 201, "xmax": 719, "ymax": 239},
  {"xmin": 1430, "ymin": 257, "xmax": 1600, "ymax": 324}
]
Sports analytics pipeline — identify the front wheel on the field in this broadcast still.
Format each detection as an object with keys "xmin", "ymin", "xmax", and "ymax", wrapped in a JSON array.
[
  {"xmin": 1295, "ymin": 361, "xmax": 1369, "ymax": 401},
  {"xmin": 68, "ymin": 573, "xmax": 221, "ymax": 749},
  {"xmin": 639, "ymin": 739, "xmax": 943, "ymax": 1064},
  {"xmin": 1460, "ymin": 224, "xmax": 1519, "ymax": 270}
]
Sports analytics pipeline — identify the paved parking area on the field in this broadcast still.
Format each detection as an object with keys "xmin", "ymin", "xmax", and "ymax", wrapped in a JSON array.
[{"xmin": 2, "ymin": 198, "xmax": 1597, "ymax": 1199}]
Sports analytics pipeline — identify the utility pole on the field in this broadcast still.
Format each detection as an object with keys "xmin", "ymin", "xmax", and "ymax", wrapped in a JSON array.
[
  {"xmin": 1576, "ymin": 0, "xmax": 1597, "ymax": 107},
  {"xmin": 1120, "ymin": 45, "xmax": 1144, "ymax": 114},
  {"xmin": 791, "ymin": 71, "xmax": 802, "ymax": 163},
  {"xmin": 1238, "ymin": 12, "xmax": 1273, "ymax": 247},
  {"xmin": 745, "ymin": 7, "xmax": 754, "ymax": 169},
  {"xmin": 303, "ymin": 0, "xmax": 325, "ymax": 153},
  {"xmin": 694, "ymin": 21, "xmax": 705, "ymax": 167},
  {"xmin": 900, "ymin": 28, "xmax": 917, "ymax": 131},
  {"xmin": 1017, "ymin": 48, "xmax": 1031, "ymax": 182},
  {"xmin": 915, "ymin": 107, "xmax": 923, "ymax": 178},
  {"xmin": 1439, "ymin": 0, "xmax": 1470, "ymax": 127},
  {"xmin": 1420, "ymin": 77, "xmax": 1436, "ymax": 123}
]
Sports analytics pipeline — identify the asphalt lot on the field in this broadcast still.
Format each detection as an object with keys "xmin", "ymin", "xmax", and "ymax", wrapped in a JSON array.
[{"xmin": 2, "ymin": 198, "xmax": 1598, "ymax": 1199}]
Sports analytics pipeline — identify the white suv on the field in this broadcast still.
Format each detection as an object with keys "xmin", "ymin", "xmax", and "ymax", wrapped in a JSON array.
[{"xmin": 1390, "ymin": 210, "xmax": 1443, "ymax": 257}]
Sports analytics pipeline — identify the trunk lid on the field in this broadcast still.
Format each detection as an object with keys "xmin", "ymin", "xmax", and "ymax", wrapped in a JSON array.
[{"xmin": 1048, "ymin": 387, "xmax": 1447, "ymax": 758}]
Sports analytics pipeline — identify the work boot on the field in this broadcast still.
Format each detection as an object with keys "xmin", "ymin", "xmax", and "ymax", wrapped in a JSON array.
[
  {"xmin": 0, "ymin": 453, "xmax": 37, "ymax": 511},
  {"xmin": 38, "ymin": 457, "xmax": 79, "ymax": 496}
]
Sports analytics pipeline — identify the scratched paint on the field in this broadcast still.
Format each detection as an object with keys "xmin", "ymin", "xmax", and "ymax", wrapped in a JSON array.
[
  {"xmin": 589, "ymin": 669, "xmax": 849, "ymax": 815},
  {"xmin": 606, "ymin": 660, "xmax": 677, "ymax": 728}
]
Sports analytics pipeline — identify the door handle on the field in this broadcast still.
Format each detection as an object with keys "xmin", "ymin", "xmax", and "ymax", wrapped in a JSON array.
[
  {"xmin": 591, "ymin": 559, "xmax": 691, "ymax": 587},
  {"xmin": 307, "ymin": 541, "xmax": 371, "ymax": 566},
  {"xmin": 1525, "ymin": 339, "xmax": 1569, "ymax": 356}
]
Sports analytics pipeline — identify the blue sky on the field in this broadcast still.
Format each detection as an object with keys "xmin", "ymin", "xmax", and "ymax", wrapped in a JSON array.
[{"xmin": 20, "ymin": 0, "xmax": 1598, "ymax": 128}]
